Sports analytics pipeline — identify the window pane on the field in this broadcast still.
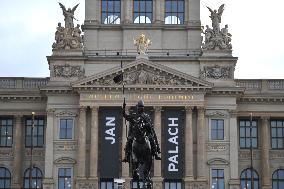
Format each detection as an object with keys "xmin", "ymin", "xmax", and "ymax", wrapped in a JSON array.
[
  {"xmin": 277, "ymin": 128, "xmax": 283, "ymax": 137},
  {"xmin": 272, "ymin": 128, "xmax": 277, "ymax": 137},
  {"xmin": 218, "ymin": 130, "xmax": 224, "ymax": 140},
  {"xmin": 170, "ymin": 182, "xmax": 175, "ymax": 189}
]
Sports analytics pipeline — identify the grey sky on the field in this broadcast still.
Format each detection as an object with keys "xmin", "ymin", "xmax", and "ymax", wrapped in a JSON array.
[{"xmin": 0, "ymin": 0, "xmax": 283, "ymax": 78}]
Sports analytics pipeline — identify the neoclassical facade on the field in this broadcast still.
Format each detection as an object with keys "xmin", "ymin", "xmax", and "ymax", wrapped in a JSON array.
[{"xmin": 0, "ymin": 1, "xmax": 284, "ymax": 189}]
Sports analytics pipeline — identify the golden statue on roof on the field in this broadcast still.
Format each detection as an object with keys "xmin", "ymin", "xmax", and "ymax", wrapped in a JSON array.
[{"xmin": 133, "ymin": 34, "xmax": 151, "ymax": 55}]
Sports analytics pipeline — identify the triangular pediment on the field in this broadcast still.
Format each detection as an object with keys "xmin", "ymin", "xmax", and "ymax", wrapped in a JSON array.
[{"xmin": 72, "ymin": 58, "xmax": 213, "ymax": 90}]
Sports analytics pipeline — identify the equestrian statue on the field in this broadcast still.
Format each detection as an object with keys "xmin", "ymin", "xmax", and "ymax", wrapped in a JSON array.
[{"xmin": 122, "ymin": 100, "xmax": 161, "ymax": 189}]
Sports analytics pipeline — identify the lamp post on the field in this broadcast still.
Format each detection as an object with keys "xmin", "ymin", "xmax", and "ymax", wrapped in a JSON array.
[
  {"xmin": 29, "ymin": 112, "xmax": 35, "ymax": 189},
  {"xmin": 249, "ymin": 113, "xmax": 254, "ymax": 189}
]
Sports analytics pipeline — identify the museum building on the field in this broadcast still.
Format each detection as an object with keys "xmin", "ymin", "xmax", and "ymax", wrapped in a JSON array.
[{"xmin": 0, "ymin": 0, "xmax": 284, "ymax": 189}]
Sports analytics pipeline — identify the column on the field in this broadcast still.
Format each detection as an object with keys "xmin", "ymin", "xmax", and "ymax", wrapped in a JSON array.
[
  {"xmin": 185, "ymin": 107, "xmax": 194, "ymax": 178},
  {"xmin": 43, "ymin": 109, "xmax": 55, "ymax": 189},
  {"xmin": 228, "ymin": 111, "xmax": 240, "ymax": 189},
  {"xmin": 90, "ymin": 106, "xmax": 99, "ymax": 177},
  {"xmin": 122, "ymin": 107, "xmax": 131, "ymax": 189},
  {"xmin": 155, "ymin": 0, "xmax": 164, "ymax": 23},
  {"xmin": 12, "ymin": 115, "xmax": 23, "ymax": 189},
  {"xmin": 261, "ymin": 116, "xmax": 271, "ymax": 189},
  {"xmin": 153, "ymin": 106, "xmax": 162, "ymax": 189},
  {"xmin": 77, "ymin": 107, "xmax": 87, "ymax": 177},
  {"xmin": 124, "ymin": 0, "xmax": 132, "ymax": 23},
  {"xmin": 196, "ymin": 107, "xmax": 205, "ymax": 179}
]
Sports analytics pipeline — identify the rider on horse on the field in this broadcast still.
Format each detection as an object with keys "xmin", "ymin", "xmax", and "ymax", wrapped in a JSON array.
[{"xmin": 122, "ymin": 100, "xmax": 161, "ymax": 162}]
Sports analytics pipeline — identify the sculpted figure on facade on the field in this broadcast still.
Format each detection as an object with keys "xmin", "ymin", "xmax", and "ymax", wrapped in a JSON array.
[
  {"xmin": 59, "ymin": 3, "xmax": 79, "ymax": 28},
  {"xmin": 202, "ymin": 4, "xmax": 232, "ymax": 51},
  {"xmin": 52, "ymin": 3, "xmax": 83, "ymax": 50},
  {"xmin": 134, "ymin": 34, "xmax": 152, "ymax": 55}
]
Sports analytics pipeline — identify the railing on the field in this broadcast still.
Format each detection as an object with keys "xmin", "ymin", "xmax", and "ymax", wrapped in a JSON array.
[
  {"xmin": 84, "ymin": 49, "xmax": 202, "ymax": 57},
  {"xmin": 236, "ymin": 79, "xmax": 284, "ymax": 91},
  {"xmin": 0, "ymin": 78, "xmax": 49, "ymax": 89}
]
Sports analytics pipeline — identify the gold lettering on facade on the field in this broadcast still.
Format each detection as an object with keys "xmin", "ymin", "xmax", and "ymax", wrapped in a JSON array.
[{"xmin": 87, "ymin": 94, "xmax": 196, "ymax": 101}]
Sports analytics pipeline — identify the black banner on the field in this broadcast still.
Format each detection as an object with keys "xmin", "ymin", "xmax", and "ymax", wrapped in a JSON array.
[
  {"xmin": 162, "ymin": 108, "xmax": 185, "ymax": 179},
  {"xmin": 99, "ymin": 107, "xmax": 122, "ymax": 178}
]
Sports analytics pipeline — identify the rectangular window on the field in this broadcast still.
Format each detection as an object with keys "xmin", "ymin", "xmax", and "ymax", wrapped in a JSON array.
[
  {"xmin": 133, "ymin": 0, "xmax": 153, "ymax": 23},
  {"xmin": 25, "ymin": 118, "xmax": 45, "ymax": 147},
  {"xmin": 100, "ymin": 179, "xmax": 115, "ymax": 189},
  {"xmin": 58, "ymin": 168, "xmax": 72, "ymax": 189},
  {"xmin": 164, "ymin": 180, "xmax": 182, "ymax": 189},
  {"xmin": 271, "ymin": 120, "xmax": 284, "ymax": 149},
  {"xmin": 211, "ymin": 119, "xmax": 224, "ymax": 140},
  {"xmin": 0, "ymin": 118, "xmax": 13, "ymax": 147},
  {"xmin": 59, "ymin": 119, "xmax": 73, "ymax": 139},
  {"xmin": 101, "ymin": 0, "xmax": 121, "ymax": 24},
  {"xmin": 239, "ymin": 119, "xmax": 258, "ymax": 149},
  {"xmin": 211, "ymin": 169, "xmax": 225, "ymax": 189},
  {"xmin": 165, "ymin": 0, "xmax": 184, "ymax": 24}
]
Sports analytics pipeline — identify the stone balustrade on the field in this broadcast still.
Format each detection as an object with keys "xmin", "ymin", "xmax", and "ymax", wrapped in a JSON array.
[
  {"xmin": 236, "ymin": 79, "xmax": 284, "ymax": 91},
  {"xmin": 0, "ymin": 78, "xmax": 49, "ymax": 89}
]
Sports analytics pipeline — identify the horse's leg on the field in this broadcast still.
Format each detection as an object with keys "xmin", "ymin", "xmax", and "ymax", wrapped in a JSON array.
[{"xmin": 143, "ymin": 155, "xmax": 152, "ymax": 189}]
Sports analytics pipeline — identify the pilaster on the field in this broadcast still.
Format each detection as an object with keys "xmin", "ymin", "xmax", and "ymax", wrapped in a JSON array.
[
  {"xmin": 122, "ymin": 106, "xmax": 131, "ymax": 189},
  {"xmin": 184, "ymin": 106, "xmax": 194, "ymax": 189},
  {"xmin": 77, "ymin": 106, "xmax": 87, "ymax": 178},
  {"xmin": 197, "ymin": 107, "xmax": 205, "ymax": 179},
  {"xmin": 228, "ymin": 110, "xmax": 240, "ymax": 189},
  {"xmin": 12, "ymin": 115, "xmax": 23, "ymax": 189},
  {"xmin": 124, "ymin": 0, "xmax": 132, "ymax": 23},
  {"xmin": 43, "ymin": 109, "xmax": 55, "ymax": 189},
  {"xmin": 154, "ymin": 106, "xmax": 162, "ymax": 178},
  {"xmin": 155, "ymin": 0, "xmax": 164, "ymax": 24},
  {"xmin": 261, "ymin": 116, "xmax": 271, "ymax": 189}
]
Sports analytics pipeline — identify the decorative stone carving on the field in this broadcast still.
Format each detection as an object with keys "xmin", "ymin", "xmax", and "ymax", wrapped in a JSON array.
[
  {"xmin": 54, "ymin": 157, "xmax": 76, "ymax": 164},
  {"xmin": 53, "ymin": 64, "xmax": 84, "ymax": 78},
  {"xmin": 201, "ymin": 65, "xmax": 233, "ymax": 79},
  {"xmin": 207, "ymin": 143, "xmax": 229, "ymax": 152},
  {"xmin": 25, "ymin": 149, "xmax": 45, "ymax": 157},
  {"xmin": 134, "ymin": 34, "xmax": 151, "ymax": 54},
  {"xmin": 202, "ymin": 4, "xmax": 232, "ymax": 51},
  {"xmin": 55, "ymin": 110, "xmax": 77, "ymax": 117},
  {"xmin": 270, "ymin": 151, "xmax": 284, "ymax": 159},
  {"xmin": 54, "ymin": 141, "xmax": 77, "ymax": 151},
  {"xmin": 239, "ymin": 150, "xmax": 260, "ymax": 159},
  {"xmin": 78, "ymin": 183, "xmax": 96, "ymax": 189},
  {"xmin": 0, "ymin": 149, "xmax": 13, "ymax": 159},
  {"xmin": 207, "ymin": 158, "xmax": 229, "ymax": 165},
  {"xmin": 52, "ymin": 3, "xmax": 83, "ymax": 50}
]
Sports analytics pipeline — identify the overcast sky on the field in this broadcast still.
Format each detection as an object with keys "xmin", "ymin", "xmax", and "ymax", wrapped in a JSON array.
[{"xmin": 0, "ymin": 0, "xmax": 283, "ymax": 79}]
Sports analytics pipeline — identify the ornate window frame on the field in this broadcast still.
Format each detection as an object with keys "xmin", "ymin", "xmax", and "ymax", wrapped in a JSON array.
[
  {"xmin": 101, "ymin": 0, "xmax": 121, "ymax": 24},
  {"xmin": 165, "ymin": 0, "xmax": 185, "ymax": 24},
  {"xmin": 133, "ymin": 0, "xmax": 153, "ymax": 23},
  {"xmin": 0, "ymin": 118, "xmax": 13, "ymax": 147},
  {"xmin": 207, "ymin": 111, "xmax": 228, "ymax": 141},
  {"xmin": 55, "ymin": 111, "xmax": 77, "ymax": 140},
  {"xmin": 54, "ymin": 157, "xmax": 76, "ymax": 189},
  {"xmin": 270, "ymin": 119, "xmax": 284, "ymax": 149}
]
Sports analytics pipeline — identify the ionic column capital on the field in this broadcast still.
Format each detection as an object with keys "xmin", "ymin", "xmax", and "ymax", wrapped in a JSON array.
[
  {"xmin": 90, "ymin": 106, "xmax": 99, "ymax": 112},
  {"xmin": 79, "ymin": 106, "xmax": 87, "ymax": 112},
  {"xmin": 261, "ymin": 116, "xmax": 270, "ymax": 121},
  {"xmin": 46, "ymin": 108, "xmax": 55, "ymax": 116},
  {"xmin": 229, "ymin": 110, "xmax": 238, "ymax": 118},
  {"xmin": 197, "ymin": 106, "xmax": 205, "ymax": 114}
]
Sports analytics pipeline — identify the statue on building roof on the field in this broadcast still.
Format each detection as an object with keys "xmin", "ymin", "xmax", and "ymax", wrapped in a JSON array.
[
  {"xmin": 134, "ymin": 34, "xmax": 152, "ymax": 55},
  {"xmin": 52, "ymin": 3, "xmax": 83, "ymax": 51},
  {"xmin": 202, "ymin": 4, "xmax": 232, "ymax": 51},
  {"xmin": 59, "ymin": 3, "xmax": 79, "ymax": 28}
]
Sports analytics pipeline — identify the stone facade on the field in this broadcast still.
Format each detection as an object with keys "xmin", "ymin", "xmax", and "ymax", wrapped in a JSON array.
[{"xmin": 0, "ymin": 1, "xmax": 284, "ymax": 189}]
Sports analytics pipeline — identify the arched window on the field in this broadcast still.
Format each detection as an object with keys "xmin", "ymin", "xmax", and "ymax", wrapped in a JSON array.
[
  {"xmin": 101, "ymin": 0, "xmax": 121, "ymax": 24},
  {"xmin": 240, "ymin": 168, "xmax": 259, "ymax": 189},
  {"xmin": 272, "ymin": 169, "xmax": 284, "ymax": 189},
  {"xmin": 23, "ymin": 167, "xmax": 43, "ymax": 189},
  {"xmin": 0, "ymin": 167, "xmax": 11, "ymax": 189},
  {"xmin": 165, "ymin": 0, "xmax": 184, "ymax": 24},
  {"xmin": 133, "ymin": 0, "xmax": 153, "ymax": 23}
]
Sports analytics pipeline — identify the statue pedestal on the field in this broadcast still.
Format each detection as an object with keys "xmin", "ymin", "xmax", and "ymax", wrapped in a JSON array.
[
  {"xmin": 136, "ymin": 54, "xmax": 149, "ymax": 60},
  {"xmin": 202, "ymin": 49, "xmax": 232, "ymax": 57}
]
